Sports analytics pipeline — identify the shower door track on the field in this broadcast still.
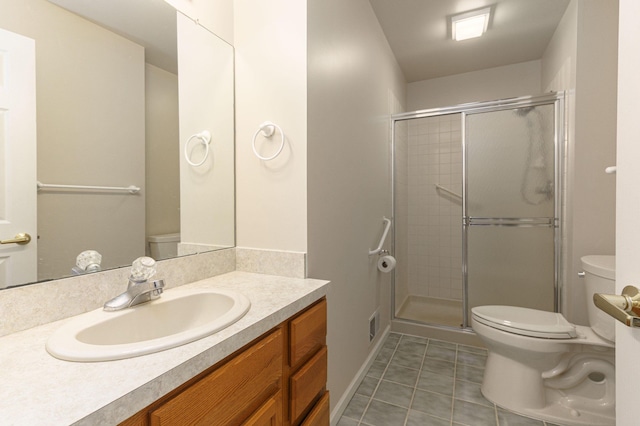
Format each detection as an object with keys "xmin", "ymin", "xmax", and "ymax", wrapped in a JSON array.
[{"xmin": 391, "ymin": 92, "xmax": 565, "ymax": 331}]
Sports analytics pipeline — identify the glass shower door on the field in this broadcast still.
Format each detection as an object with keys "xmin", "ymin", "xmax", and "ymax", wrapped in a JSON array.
[{"xmin": 464, "ymin": 103, "xmax": 559, "ymax": 324}]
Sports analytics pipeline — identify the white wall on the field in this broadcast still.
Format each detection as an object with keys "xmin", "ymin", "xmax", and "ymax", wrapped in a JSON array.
[
  {"xmin": 407, "ymin": 60, "xmax": 542, "ymax": 111},
  {"xmin": 307, "ymin": 0, "xmax": 406, "ymax": 415},
  {"xmin": 177, "ymin": 13, "xmax": 235, "ymax": 249},
  {"xmin": 163, "ymin": 0, "xmax": 234, "ymax": 45},
  {"xmin": 615, "ymin": 1, "xmax": 640, "ymax": 422},
  {"xmin": 542, "ymin": 0, "xmax": 618, "ymax": 325},
  {"xmin": 234, "ymin": 0, "xmax": 308, "ymax": 252}
]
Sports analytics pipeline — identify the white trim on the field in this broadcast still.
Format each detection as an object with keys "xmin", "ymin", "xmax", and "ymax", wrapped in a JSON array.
[{"xmin": 329, "ymin": 325, "xmax": 391, "ymax": 425}]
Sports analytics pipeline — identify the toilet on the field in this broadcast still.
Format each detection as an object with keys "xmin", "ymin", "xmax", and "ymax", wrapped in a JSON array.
[
  {"xmin": 471, "ymin": 255, "xmax": 615, "ymax": 426},
  {"xmin": 147, "ymin": 233, "xmax": 180, "ymax": 260}
]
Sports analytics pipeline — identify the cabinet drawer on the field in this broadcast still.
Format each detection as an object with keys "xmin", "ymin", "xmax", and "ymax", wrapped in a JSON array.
[
  {"xmin": 242, "ymin": 391, "xmax": 282, "ymax": 426},
  {"xmin": 150, "ymin": 328, "xmax": 283, "ymax": 426},
  {"xmin": 290, "ymin": 299, "xmax": 326, "ymax": 368},
  {"xmin": 301, "ymin": 391, "xmax": 329, "ymax": 426},
  {"xmin": 290, "ymin": 346, "xmax": 327, "ymax": 425}
]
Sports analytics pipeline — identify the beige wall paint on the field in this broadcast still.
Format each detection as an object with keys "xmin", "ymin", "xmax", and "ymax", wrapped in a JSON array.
[
  {"xmin": 307, "ymin": 0, "xmax": 406, "ymax": 415},
  {"xmin": 145, "ymin": 64, "xmax": 180, "ymax": 241},
  {"xmin": 0, "ymin": 0, "xmax": 145, "ymax": 280},
  {"xmin": 407, "ymin": 60, "xmax": 542, "ymax": 111},
  {"xmin": 234, "ymin": 0, "xmax": 308, "ymax": 252},
  {"xmin": 542, "ymin": 0, "xmax": 617, "ymax": 325}
]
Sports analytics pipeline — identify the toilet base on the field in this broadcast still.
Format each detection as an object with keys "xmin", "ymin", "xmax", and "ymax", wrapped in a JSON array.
[
  {"xmin": 484, "ymin": 390, "xmax": 615, "ymax": 426},
  {"xmin": 481, "ymin": 351, "xmax": 615, "ymax": 426}
]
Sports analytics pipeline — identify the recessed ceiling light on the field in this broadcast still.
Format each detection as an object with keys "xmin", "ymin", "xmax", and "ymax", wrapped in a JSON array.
[{"xmin": 451, "ymin": 7, "xmax": 491, "ymax": 41}]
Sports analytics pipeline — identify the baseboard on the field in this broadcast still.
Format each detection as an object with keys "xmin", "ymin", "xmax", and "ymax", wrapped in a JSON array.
[{"xmin": 329, "ymin": 325, "xmax": 391, "ymax": 426}]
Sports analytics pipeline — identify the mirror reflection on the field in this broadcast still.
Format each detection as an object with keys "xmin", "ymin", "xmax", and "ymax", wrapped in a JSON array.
[{"xmin": 0, "ymin": 0, "xmax": 235, "ymax": 289}]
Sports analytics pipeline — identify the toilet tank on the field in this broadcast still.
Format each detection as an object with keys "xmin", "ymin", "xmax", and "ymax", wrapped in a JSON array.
[
  {"xmin": 581, "ymin": 255, "xmax": 616, "ymax": 342},
  {"xmin": 147, "ymin": 233, "xmax": 180, "ymax": 260}
]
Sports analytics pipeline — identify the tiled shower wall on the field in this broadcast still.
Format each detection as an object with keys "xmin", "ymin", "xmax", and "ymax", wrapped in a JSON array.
[
  {"xmin": 394, "ymin": 120, "xmax": 409, "ymax": 311},
  {"xmin": 405, "ymin": 114, "xmax": 463, "ymax": 301}
]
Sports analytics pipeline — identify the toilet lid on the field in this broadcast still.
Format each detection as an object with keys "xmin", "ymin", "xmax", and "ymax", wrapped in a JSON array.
[{"xmin": 472, "ymin": 305, "xmax": 578, "ymax": 339}]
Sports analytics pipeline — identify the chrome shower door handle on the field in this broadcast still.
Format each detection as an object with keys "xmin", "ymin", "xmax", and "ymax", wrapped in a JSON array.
[
  {"xmin": 593, "ymin": 285, "xmax": 640, "ymax": 328},
  {"xmin": 0, "ymin": 233, "xmax": 32, "ymax": 245}
]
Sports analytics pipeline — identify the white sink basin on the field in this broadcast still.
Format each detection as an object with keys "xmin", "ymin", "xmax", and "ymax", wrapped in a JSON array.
[{"xmin": 46, "ymin": 288, "xmax": 251, "ymax": 362}]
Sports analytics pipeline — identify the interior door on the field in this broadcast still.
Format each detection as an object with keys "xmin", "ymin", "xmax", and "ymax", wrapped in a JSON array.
[
  {"xmin": 615, "ymin": 0, "xmax": 640, "ymax": 423},
  {"xmin": 0, "ymin": 28, "xmax": 37, "ymax": 288}
]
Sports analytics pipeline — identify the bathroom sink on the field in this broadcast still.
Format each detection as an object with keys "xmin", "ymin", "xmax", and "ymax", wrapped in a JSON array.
[{"xmin": 46, "ymin": 288, "xmax": 251, "ymax": 362}]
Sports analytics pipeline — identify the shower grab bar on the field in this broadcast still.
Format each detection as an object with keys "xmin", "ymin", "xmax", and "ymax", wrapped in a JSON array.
[
  {"xmin": 37, "ymin": 181, "xmax": 141, "ymax": 194},
  {"xmin": 369, "ymin": 216, "xmax": 391, "ymax": 256},
  {"xmin": 435, "ymin": 184, "xmax": 462, "ymax": 200}
]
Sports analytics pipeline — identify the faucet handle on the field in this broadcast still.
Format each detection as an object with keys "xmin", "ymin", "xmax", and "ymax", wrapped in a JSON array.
[{"xmin": 130, "ymin": 256, "xmax": 157, "ymax": 281}]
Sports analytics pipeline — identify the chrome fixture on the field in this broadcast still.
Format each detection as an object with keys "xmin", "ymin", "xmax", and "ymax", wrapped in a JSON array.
[{"xmin": 104, "ymin": 257, "xmax": 165, "ymax": 311}]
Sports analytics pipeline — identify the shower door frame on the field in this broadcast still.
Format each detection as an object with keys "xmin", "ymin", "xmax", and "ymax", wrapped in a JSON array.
[{"xmin": 391, "ymin": 92, "xmax": 565, "ymax": 330}]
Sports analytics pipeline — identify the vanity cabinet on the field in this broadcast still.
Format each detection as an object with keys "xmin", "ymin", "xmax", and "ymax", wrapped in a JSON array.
[
  {"xmin": 287, "ymin": 299, "xmax": 328, "ymax": 426},
  {"xmin": 120, "ymin": 298, "xmax": 328, "ymax": 426}
]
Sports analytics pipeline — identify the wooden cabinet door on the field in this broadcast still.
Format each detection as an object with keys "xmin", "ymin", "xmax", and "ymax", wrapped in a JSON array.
[
  {"xmin": 150, "ymin": 329, "xmax": 283, "ymax": 426},
  {"xmin": 242, "ymin": 391, "xmax": 283, "ymax": 426},
  {"xmin": 289, "ymin": 299, "xmax": 327, "ymax": 369},
  {"xmin": 300, "ymin": 392, "xmax": 329, "ymax": 426},
  {"xmin": 289, "ymin": 346, "xmax": 327, "ymax": 425}
]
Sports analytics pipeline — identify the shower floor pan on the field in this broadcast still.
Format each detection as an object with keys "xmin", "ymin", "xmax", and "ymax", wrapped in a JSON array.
[{"xmin": 396, "ymin": 295, "xmax": 463, "ymax": 328}]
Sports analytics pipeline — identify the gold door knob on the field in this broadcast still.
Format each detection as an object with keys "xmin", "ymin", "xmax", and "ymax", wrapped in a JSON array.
[{"xmin": 0, "ymin": 233, "xmax": 32, "ymax": 245}]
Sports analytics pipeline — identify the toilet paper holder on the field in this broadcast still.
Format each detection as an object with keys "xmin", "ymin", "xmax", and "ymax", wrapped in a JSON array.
[
  {"xmin": 593, "ymin": 285, "xmax": 640, "ymax": 328},
  {"xmin": 377, "ymin": 251, "xmax": 396, "ymax": 273}
]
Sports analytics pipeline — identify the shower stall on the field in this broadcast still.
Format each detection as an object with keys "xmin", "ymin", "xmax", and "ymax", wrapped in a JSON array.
[{"xmin": 392, "ymin": 93, "xmax": 564, "ymax": 330}]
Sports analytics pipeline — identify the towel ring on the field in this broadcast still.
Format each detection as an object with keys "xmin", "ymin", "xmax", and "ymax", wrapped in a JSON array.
[
  {"xmin": 252, "ymin": 121, "xmax": 285, "ymax": 161},
  {"xmin": 184, "ymin": 130, "xmax": 211, "ymax": 167}
]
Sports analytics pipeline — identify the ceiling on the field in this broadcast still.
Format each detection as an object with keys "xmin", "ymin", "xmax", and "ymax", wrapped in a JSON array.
[
  {"xmin": 48, "ymin": 0, "xmax": 570, "ymax": 83},
  {"xmin": 369, "ymin": 0, "xmax": 571, "ymax": 83},
  {"xmin": 48, "ymin": 0, "xmax": 178, "ymax": 73}
]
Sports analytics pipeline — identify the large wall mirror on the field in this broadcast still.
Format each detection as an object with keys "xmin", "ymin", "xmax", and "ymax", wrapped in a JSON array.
[{"xmin": 0, "ymin": 0, "xmax": 235, "ymax": 289}]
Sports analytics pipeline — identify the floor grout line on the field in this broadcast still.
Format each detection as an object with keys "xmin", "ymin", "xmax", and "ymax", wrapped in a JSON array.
[
  {"xmin": 450, "ymin": 344, "xmax": 458, "ymax": 426},
  {"xmin": 402, "ymin": 337, "xmax": 429, "ymax": 426},
  {"xmin": 342, "ymin": 332, "xmax": 568, "ymax": 426},
  {"xmin": 357, "ymin": 335, "xmax": 401, "ymax": 426}
]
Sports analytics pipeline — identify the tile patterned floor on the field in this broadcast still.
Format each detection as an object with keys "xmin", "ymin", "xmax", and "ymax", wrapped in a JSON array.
[{"xmin": 337, "ymin": 332, "xmax": 568, "ymax": 426}]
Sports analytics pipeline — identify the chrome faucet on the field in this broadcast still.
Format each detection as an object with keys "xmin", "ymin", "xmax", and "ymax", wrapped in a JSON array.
[{"xmin": 104, "ymin": 257, "xmax": 165, "ymax": 311}]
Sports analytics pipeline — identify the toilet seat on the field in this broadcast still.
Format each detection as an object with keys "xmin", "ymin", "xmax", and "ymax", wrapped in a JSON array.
[{"xmin": 472, "ymin": 306, "xmax": 578, "ymax": 339}]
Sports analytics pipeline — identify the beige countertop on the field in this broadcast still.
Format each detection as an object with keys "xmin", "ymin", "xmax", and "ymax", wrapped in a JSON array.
[{"xmin": 0, "ymin": 271, "xmax": 329, "ymax": 425}]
